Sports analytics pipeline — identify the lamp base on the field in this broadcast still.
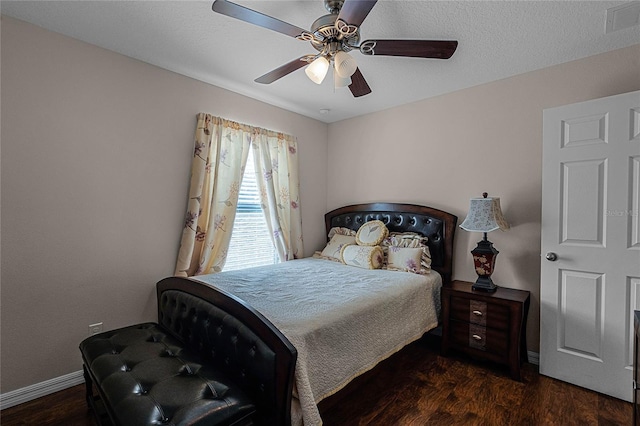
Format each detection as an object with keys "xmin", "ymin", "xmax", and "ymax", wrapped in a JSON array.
[
  {"xmin": 470, "ymin": 238, "xmax": 499, "ymax": 292},
  {"xmin": 472, "ymin": 276, "xmax": 497, "ymax": 292}
]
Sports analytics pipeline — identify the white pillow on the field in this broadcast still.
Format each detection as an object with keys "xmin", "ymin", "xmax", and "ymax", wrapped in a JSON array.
[{"xmin": 320, "ymin": 234, "xmax": 356, "ymax": 260}]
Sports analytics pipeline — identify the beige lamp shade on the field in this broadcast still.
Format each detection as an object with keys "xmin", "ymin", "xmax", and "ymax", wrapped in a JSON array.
[{"xmin": 460, "ymin": 196, "xmax": 509, "ymax": 233}]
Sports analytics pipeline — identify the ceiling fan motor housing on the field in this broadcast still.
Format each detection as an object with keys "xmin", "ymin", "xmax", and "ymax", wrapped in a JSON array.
[
  {"xmin": 310, "ymin": 13, "xmax": 359, "ymax": 54},
  {"xmin": 324, "ymin": 0, "xmax": 344, "ymax": 13}
]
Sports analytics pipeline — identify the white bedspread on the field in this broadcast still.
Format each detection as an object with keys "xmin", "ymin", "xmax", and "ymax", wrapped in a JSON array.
[{"xmin": 193, "ymin": 257, "xmax": 442, "ymax": 426}]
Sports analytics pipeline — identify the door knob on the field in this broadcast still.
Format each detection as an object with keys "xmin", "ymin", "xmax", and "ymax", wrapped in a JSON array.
[{"xmin": 545, "ymin": 252, "xmax": 558, "ymax": 261}]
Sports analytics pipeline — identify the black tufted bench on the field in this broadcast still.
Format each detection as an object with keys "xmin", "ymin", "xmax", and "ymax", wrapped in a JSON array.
[{"xmin": 79, "ymin": 277, "xmax": 297, "ymax": 426}]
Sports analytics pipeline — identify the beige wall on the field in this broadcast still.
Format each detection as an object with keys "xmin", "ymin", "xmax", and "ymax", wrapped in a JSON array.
[
  {"xmin": 2, "ymin": 12, "xmax": 639, "ymax": 396},
  {"xmin": 327, "ymin": 43, "xmax": 640, "ymax": 353},
  {"xmin": 0, "ymin": 16, "xmax": 328, "ymax": 393}
]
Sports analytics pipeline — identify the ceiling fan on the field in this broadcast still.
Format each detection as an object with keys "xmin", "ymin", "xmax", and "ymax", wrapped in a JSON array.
[{"xmin": 212, "ymin": 0, "xmax": 458, "ymax": 97}]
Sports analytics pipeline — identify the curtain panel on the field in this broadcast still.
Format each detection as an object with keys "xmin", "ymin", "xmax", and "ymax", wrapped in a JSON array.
[
  {"xmin": 175, "ymin": 114, "xmax": 303, "ymax": 277},
  {"xmin": 252, "ymin": 129, "xmax": 304, "ymax": 261},
  {"xmin": 174, "ymin": 114, "xmax": 251, "ymax": 277}
]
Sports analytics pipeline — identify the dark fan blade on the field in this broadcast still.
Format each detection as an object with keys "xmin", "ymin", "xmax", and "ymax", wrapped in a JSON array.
[
  {"xmin": 348, "ymin": 68, "xmax": 371, "ymax": 97},
  {"xmin": 337, "ymin": 0, "xmax": 378, "ymax": 27},
  {"xmin": 360, "ymin": 40, "xmax": 458, "ymax": 59},
  {"xmin": 255, "ymin": 56, "xmax": 314, "ymax": 84},
  {"xmin": 212, "ymin": 0, "xmax": 308, "ymax": 39}
]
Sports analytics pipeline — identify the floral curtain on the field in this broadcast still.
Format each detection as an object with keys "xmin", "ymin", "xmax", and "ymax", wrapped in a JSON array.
[
  {"xmin": 174, "ymin": 114, "xmax": 251, "ymax": 276},
  {"xmin": 252, "ymin": 129, "xmax": 304, "ymax": 261}
]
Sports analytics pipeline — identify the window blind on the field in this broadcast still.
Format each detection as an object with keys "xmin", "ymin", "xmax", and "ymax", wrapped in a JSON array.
[{"xmin": 224, "ymin": 154, "xmax": 278, "ymax": 271}]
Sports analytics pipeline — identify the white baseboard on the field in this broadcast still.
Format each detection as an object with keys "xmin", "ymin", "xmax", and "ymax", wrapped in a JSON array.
[
  {"xmin": 528, "ymin": 350, "xmax": 540, "ymax": 365},
  {"xmin": 0, "ymin": 370, "xmax": 85, "ymax": 410}
]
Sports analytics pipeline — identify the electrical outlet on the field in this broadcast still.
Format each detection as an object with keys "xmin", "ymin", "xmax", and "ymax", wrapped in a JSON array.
[{"xmin": 88, "ymin": 322, "xmax": 103, "ymax": 336}]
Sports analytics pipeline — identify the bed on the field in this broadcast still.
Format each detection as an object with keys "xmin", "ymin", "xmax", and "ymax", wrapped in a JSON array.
[{"xmin": 192, "ymin": 202, "xmax": 457, "ymax": 425}]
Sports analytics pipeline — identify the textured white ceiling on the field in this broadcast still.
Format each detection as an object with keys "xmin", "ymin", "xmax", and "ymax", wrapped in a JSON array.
[{"xmin": 2, "ymin": 1, "xmax": 639, "ymax": 123}]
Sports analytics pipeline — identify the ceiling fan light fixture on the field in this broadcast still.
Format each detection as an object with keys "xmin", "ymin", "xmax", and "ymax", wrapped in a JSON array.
[
  {"xmin": 305, "ymin": 56, "xmax": 330, "ymax": 84},
  {"xmin": 333, "ymin": 66, "xmax": 352, "ymax": 88},
  {"xmin": 334, "ymin": 51, "xmax": 357, "ymax": 78}
]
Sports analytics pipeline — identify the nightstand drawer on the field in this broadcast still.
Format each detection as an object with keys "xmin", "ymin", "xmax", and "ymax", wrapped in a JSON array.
[
  {"xmin": 450, "ymin": 296, "xmax": 510, "ymax": 330},
  {"xmin": 449, "ymin": 319, "xmax": 509, "ymax": 356}
]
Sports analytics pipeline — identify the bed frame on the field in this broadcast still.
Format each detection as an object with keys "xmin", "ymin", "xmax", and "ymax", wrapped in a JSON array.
[{"xmin": 325, "ymin": 202, "xmax": 458, "ymax": 284}]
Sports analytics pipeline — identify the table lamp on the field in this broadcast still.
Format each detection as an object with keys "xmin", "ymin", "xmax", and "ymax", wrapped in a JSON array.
[{"xmin": 459, "ymin": 192, "xmax": 509, "ymax": 292}]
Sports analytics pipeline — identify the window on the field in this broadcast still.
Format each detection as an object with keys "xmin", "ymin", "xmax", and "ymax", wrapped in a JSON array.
[{"xmin": 223, "ymin": 153, "xmax": 279, "ymax": 271}]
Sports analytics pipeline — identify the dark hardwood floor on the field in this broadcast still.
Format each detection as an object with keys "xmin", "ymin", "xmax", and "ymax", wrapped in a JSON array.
[{"xmin": 1, "ymin": 337, "xmax": 632, "ymax": 425}]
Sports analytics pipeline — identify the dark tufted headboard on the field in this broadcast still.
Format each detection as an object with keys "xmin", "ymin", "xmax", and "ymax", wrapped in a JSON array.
[{"xmin": 325, "ymin": 203, "xmax": 457, "ymax": 284}]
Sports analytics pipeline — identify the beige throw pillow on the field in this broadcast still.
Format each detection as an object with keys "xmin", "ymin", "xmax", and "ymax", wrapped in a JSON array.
[
  {"xmin": 355, "ymin": 220, "xmax": 389, "ymax": 246},
  {"xmin": 320, "ymin": 234, "xmax": 356, "ymax": 260},
  {"xmin": 341, "ymin": 245, "xmax": 384, "ymax": 269},
  {"xmin": 387, "ymin": 247, "xmax": 424, "ymax": 273}
]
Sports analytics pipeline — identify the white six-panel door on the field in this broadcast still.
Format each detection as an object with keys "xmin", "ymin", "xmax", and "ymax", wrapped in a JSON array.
[{"xmin": 541, "ymin": 90, "xmax": 640, "ymax": 402}]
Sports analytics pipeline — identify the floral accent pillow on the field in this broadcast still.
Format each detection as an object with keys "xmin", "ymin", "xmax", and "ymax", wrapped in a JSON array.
[
  {"xmin": 381, "ymin": 232, "xmax": 432, "ymax": 273},
  {"xmin": 387, "ymin": 247, "xmax": 424, "ymax": 274},
  {"xmin": 341, "ymin": 245, "xmax": 384, "ymax": 269},
  {"xmin": 320, "ymin": 234, "xmax": 356, "ymax": 260},
  {"xmin": 355, "ymin": 220, "xmax": 389, "ymax": 246}
]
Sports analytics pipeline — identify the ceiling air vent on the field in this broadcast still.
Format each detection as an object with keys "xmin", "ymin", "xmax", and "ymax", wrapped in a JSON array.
[{"xmin": 605, "ymin": 1, "xmax": 640, "ymax": 34}]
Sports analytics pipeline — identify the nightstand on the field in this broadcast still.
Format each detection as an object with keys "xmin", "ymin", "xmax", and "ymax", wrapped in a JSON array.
[{"xmin": 441, "ymin": 280, "xmax": 530, "ymax": 381}]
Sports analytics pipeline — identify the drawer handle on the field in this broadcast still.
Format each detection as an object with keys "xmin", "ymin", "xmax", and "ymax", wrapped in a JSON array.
[
  {"xmin": 472, "ymin": 334, "xmax": 483, "ymax": 341},
  {"xmin": 472, "ymin": 310, "xmax": 483, "ymax": 316}
]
